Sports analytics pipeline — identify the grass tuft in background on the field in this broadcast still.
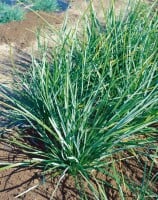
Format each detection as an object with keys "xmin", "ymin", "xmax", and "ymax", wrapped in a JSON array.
[{"xmin": 0, "ymin": 2, "xmax": 24, "ymax": 23}]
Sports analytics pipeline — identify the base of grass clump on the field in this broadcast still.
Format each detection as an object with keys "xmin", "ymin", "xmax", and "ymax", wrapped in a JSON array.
[{"xmin": 0, "ymin": 0, "xmax": 158, "ymax": 199}]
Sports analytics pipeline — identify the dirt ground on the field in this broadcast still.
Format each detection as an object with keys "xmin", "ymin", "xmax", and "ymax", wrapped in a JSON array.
[
  {"xmin": 0, "ymin": 140, "xmax": 157, "ymax": 200},
  {"xmin": 0, "ymin": 0, "xmax": 157, "ymax": 199}
]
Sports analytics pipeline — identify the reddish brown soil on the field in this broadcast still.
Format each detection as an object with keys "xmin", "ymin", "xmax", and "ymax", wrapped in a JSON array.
[
  {"xmin": 0, "ymin": 142, "xmax": 78, "ymax": 200},
  {"xmin": 0, "ymin": 11, "xmax": 64, "ymax": 48},
  {"xmin": 0, "ymin": 140, "xmax": 157, "ymax": 200},
  {"xmin": 0, "ymin": 1, "xmax": 157, "ymax": 199}
]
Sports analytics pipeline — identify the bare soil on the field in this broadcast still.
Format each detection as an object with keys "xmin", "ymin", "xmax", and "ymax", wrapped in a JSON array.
[
  {"xmin": 0, "ymin": 140, "xmax": 157, "ymax": 200},
  {"xmin": 0, "ymin": 0, "xmax": 157, "ymax": 199},
  {"xmin": 0, "ymin": 11, "xmax": 65, "ymax": 48}
]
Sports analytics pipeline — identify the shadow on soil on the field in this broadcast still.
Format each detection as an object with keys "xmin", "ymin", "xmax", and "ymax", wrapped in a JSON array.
[{"xmin": 0, "ymin": 47, "xmax": 32, "ymax": 71}]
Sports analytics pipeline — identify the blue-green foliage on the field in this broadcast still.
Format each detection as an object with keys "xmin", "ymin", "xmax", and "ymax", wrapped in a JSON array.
[
  {"xmin": 0, "ymin": 1, "xmax": 157, "ymax": 198},
  {"xmin": 31, "ymin": 0, "xmax": 59, "ymax": 12},
  {"xmin": 0, "ymin": 2, "xmax": 24, "ymax": 24}
]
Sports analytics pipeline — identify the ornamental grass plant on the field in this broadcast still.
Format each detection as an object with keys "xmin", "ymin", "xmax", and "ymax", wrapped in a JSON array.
[
  {"xmin": 0, "ymin": 2, "xmax": 24, "ymax": 23},
  {"xmin": 19, "ymin": 0, "xmax": 61, "ymax": 12},
  {"xmin": 31, "ymin": 0, "xmax": 59, "ymax": 12},
  {"xmin": 0, "ymin": 0, "xmax": 158, "ymax": 199}
]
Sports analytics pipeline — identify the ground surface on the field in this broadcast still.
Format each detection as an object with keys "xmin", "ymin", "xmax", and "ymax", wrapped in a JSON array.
[{"xmin": 0, "ymin": 0, "xmax": 157, "ymax": 199}]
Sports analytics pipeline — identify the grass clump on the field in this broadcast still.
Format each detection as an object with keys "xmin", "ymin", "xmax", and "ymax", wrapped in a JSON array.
[
  {"xmin": 32, "ymin": 0, "xmax": 59, "ymax": 12},
  {"xmin": 0, "ymin": 2, "xmax": 24, "ymax": 24},
  {"xmin": 0, "ymin": 1, "xmax": 158, "ymax": 199},
  {"xmin": 19, "ymin": 0, "xmax": 60, "ymax": 12}
]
